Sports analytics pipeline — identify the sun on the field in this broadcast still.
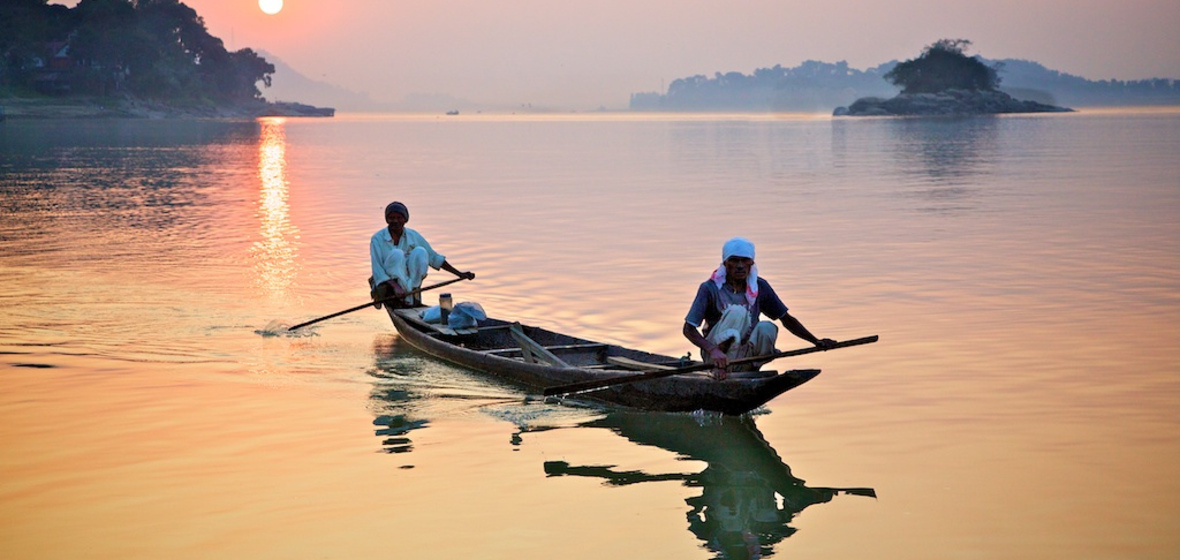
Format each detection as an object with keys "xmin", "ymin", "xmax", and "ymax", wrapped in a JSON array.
[{"xmin": 259, "ymin": 0, "xmax": 283, "ymax": 15}]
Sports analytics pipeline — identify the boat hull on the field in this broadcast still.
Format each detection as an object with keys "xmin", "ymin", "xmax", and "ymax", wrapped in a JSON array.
[{"xmin": 385, "ymin": 307, "xmax": 819, "ymax": 415}]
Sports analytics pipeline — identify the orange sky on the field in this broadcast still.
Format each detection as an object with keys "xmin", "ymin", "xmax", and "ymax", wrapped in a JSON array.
[{"xmin": 54, "ymin": 0, "xmax": 1180, "ymax": 109}]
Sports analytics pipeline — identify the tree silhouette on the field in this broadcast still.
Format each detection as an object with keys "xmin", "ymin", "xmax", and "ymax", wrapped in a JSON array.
[
  {"xmin": 2, "ymin": 0, "xmax": 273, "ymax": 103},
  {"xmin": 884, "ymin": 39, "xmax": 1001, "ymax": 94}
]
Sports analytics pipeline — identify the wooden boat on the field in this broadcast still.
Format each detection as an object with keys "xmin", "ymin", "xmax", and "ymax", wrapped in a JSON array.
[{"xmin": 383, "ymin": 306, "xmax": 821, "ymax": 415}]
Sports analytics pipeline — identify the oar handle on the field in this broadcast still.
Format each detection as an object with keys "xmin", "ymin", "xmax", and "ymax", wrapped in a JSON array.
[
  {"xmin": 724, "ymin": 335, "xmax": 880, "ymax": 368},
  {"xmin": 543, "ymin": 335, "xmax": 878, "ymax": 397},
  {"xmin": 288, "ymin": 276, "xmax": 470, "ymax": 331}
]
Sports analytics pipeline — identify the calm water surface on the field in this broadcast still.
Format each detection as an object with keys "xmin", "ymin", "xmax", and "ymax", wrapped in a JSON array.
[{"xmin": 1, "ymin": 110, "xmax": 1178, "ymax": 559}]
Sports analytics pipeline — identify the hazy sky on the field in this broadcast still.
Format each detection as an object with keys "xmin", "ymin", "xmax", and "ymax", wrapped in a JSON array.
[{"xmin": 60, "ymin": 0, "xmax": 1180, "ymax": 109}]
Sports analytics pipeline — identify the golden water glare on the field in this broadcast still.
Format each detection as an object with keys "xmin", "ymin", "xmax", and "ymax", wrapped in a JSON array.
[{"xmin": 252, "ymin": 117, "xmax": 298, "ymax": 300}]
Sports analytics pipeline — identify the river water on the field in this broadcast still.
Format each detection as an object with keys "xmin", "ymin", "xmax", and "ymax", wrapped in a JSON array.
[{"xmin": 1, "ymin": 109, "xmax": 1178, "ymax": 559}]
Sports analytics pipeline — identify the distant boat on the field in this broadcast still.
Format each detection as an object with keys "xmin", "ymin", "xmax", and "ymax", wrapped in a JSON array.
[{"xmin": 445, "ymin": 110, "xmax": 459, "ymax": 116}]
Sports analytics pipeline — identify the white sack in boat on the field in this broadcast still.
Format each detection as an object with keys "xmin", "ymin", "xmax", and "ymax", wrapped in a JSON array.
[
  {"xmin": 419, "ymin": 302, "xmax": 487, "ymax": 329},
  {"xmin": 448, "ymin": 302, "xmax": 486, "ymax": 329}
]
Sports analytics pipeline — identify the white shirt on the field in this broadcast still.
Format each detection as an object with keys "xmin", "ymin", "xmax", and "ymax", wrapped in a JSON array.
[{"xmin": 370, "ymin": 227, "xmax": 446, "ymax": 287}]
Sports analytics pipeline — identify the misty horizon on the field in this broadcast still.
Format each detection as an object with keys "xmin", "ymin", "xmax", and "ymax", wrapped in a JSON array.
[
  {"xmin": 41, "ymin": 0, "xmax": 1180, "ymax": 112},
  {"xmin": 260, "ymin": 50, "xmax": 1180, "ymax": 113},
  {"xmin": 139, "ymin": 0, "xmax": 1180, "ymax": 111}
]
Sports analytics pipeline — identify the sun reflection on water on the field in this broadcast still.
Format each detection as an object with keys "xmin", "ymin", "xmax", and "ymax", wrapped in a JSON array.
[{"xmin": 252, "ymin": 117, "xmax": 299, "ymax": 300}]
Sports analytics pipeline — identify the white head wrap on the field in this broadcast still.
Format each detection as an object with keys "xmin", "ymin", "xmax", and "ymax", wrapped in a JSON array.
[
  {"xmin": 710, "ymin": 237, "xmax": 759, "ymax": 306},
  {"xmin": 722, "ymin": 237, "xmax": 755, "ymax": 261}
]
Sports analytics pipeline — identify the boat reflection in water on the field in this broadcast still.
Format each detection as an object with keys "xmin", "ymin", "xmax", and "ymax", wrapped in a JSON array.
[
  {"xmin": 368, "ymin": 337, "xmax": 874, "ymax": 558},
  {"xmin": 369, "ymin": 336, "xmax": 448, "ymax": 454},
  {"xmin": 368, "ymin": 336, "xmax": 526, "ymax": 454},
  {"xmin": 531, "ymin": 412, "xmax": 875, "ymax": 559}
]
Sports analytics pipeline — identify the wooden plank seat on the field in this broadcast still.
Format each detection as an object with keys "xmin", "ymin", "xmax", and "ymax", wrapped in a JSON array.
[
  {"xmin": 580, "ymin": 357, "xmax": 689, "ymax": 372},
  {"xmin": 604, "ymin": 356, "xmax": 677, "ymax": 371},
  {"xmin": 480, "ymin": 343, "xmax": 609, "ymax": 356},
  {"xmin": 481, "ymin": 344, "xmax": 686, "ymax": 372},
  {"xmin": 508, "ymin": 323, "xmax": 570, "ymax": 367}
]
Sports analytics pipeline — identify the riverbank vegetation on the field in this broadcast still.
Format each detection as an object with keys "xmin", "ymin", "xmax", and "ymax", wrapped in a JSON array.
[{"xmin": 1, "ymin": 0, "xmax": 280, "ymax": 115}]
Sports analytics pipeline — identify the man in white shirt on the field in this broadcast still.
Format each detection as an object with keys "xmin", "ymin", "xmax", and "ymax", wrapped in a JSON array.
[{"xmin": 370, "ymin": 201, "xmax": 475, "ymax": 307}]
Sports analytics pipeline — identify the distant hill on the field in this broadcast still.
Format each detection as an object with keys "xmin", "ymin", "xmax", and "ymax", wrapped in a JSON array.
[
  {"xmin": 258, "ymin": 51, "xmax": 396, "ymax": 113},
  {"xmin": 630, "ymin": 61, "xmax": 901, "ymax": 113},
  {"xmin": 631, "ymin": 59, "xmax": 1180, "ymax": 112},
  {"xmin": 259, "ymin": 52, "xmax": 487, "ymax": 113},
  {"xmin": 984, "ymin": 58, "xmax": 1180, "ymax": 107}
]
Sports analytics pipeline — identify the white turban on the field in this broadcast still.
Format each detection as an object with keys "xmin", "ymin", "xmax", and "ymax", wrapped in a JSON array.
[
  {"xmin": 722, "ymin": 237, "xmax": 755, "ymax": 261},
  {"xmin": 710, "ymin": 237, "xmax": 759, "ymax": 306}
]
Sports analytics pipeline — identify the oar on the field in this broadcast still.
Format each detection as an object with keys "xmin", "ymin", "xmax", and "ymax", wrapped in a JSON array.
[
  {"xmin": 544, "ymin": 335, "xmax": 878, "ymax": 397},
  {"xmin": 287, "ymin": 276, "xmax": 471, "ymax": 331}
]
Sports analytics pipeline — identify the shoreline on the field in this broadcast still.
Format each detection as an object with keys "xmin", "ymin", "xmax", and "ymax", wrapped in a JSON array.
[{"xmin": 0, "ymin": 96, "xmax": 334, "ymax": 119}]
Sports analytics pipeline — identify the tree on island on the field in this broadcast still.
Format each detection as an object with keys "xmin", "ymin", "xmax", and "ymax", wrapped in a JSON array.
[
  {"xmin": 837, "ymin": 39, "xmax": 1072, "ymax": 115},
  {"xmin": 884, "ymin": 39, "xmax": 1001, "ymax": 94}
]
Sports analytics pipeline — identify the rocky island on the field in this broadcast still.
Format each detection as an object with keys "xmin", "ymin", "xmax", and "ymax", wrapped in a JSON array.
[
  {"xmin": 834, "ymin": 89, "xmax": 1071, "ymax": 116},
  {"xmin": 834, "ymin": 39, "xmax": 1072, "ymax": 116}
]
